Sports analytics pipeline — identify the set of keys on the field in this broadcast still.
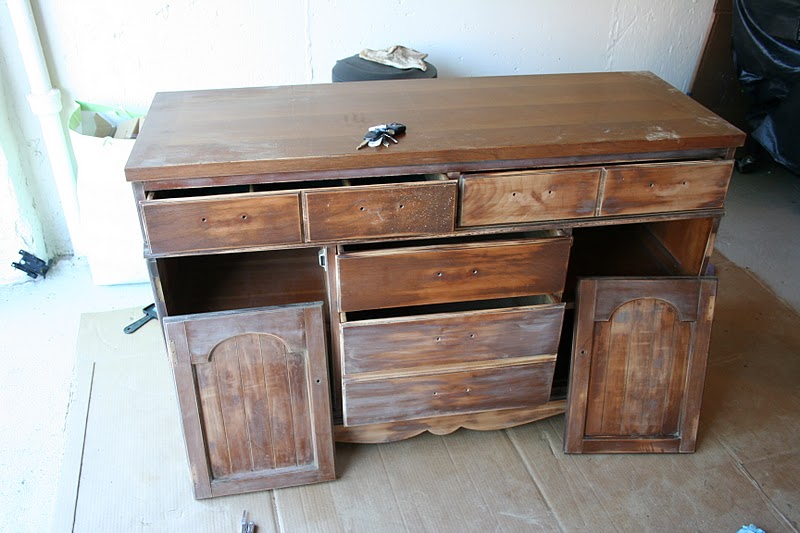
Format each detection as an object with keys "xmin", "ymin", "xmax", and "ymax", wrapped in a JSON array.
[{"xmin": 356, "ymin": 122, "xmax": 407, "ymax": 150}]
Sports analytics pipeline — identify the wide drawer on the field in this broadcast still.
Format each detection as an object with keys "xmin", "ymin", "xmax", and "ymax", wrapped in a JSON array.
[
  {"xmin": 459, "ymin": 168, "xmax": 602, "ymax": 227},
  {"xmin": 341, "ymin": 303, "xmax": 565, "ymax": 375},
  {"xmin": 304, "ymin": 180, "xmax": 456, "ymax": 242},
  {"xmin": 336, "ymin": 235, "xmax": 571, "ymax": 312},
  {"xmin": 598, "ymin": 160, "xmax": 734, "ymax": 216},
  {"xmin": 142, "ymin": 191, "xmax": 302, "ymax": 255},
  {"xmin": 342, "ymin": 357, "xmax": 556, "ymax": 426}
]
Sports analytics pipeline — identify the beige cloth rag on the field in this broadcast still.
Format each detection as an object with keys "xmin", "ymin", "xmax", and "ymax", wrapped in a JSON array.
[{"xmin": 359, "ymin": 45, "xmax": 428, "ymax": 71}]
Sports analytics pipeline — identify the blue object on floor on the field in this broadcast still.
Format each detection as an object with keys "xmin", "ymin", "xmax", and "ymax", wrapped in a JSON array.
[{"xmin": 737, "ymin": 525, "xmax": 765, "ymax": 533}]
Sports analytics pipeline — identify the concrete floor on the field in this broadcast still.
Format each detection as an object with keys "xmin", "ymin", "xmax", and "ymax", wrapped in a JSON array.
[
  {"xmin": 716, "ymin": 162, "xmax": 800, "ymax": 312},
  {"xmin": 0, "ymin": 258, "xmax": 152, "ymax": 533},
  {"xmin": 0, "ymin": 166, "xmax": 797, "ymax": 533}
]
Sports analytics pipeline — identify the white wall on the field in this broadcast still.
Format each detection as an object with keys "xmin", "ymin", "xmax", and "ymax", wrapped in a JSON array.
[
  {"xmin": 2, "ymin": 0, "xmax": 715, "ymax": 261},
  {"xmin": 0, "ymin": 73, "xmax": 48, "ymax": 283}
]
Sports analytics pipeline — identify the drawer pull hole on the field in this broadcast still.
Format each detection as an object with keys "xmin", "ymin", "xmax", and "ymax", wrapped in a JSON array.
[
  {"xmin": 682, "ymin": 181, "xmax": 688, "ymax": 185},
  {"xmin": 399, "ymin": 204, "xmax": 405, "ymax": 209},
  {"xmin": 465, "ymin": 388, "xmax": 471, "ymax": 393},
  {"xmin": 315, "ymin": 379, "xmax": 321, "ymax": 384},
  {"xmin": 201, "ymin": 217, "xmax": 207, "ymax": 223},
  {"xmin": 469, "ymin": 333, "xmax": 475, "ymax": 339},
  {"xmin": 511, "ymin": 192, "xmax": 517, "ymax": 197},
  {"xmin": 472, "ymin": 269, "xmax": 479, "ymax": 275},
  {"xmin": 241, "ymin": 214, "xmax": 248, "ymax": 220},
  {"xmin": 436, "ymin": 272, "xmax": 443, "ymax": 277},
  {"xmin": 649, "ymin": 183, "xmax": 655, "ymax": 188},
  {"xmin": 433, "ymin": 391, "xmax": 438, "ymax": 396},
  {"xmin": 359, "ymin": 206, "xmax": 365, "ymax": 211}
]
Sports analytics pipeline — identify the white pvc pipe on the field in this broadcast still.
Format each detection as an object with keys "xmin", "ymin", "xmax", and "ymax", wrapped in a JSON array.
[{"xmin": 6, "ymin": 0, "xmax": 83, "ymax": 255}]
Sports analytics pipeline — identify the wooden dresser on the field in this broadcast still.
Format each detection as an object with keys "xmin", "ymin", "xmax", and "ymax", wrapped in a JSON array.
[{"xmin": 125, "ymin": 72, "xmax": 745, "ymax": 499}]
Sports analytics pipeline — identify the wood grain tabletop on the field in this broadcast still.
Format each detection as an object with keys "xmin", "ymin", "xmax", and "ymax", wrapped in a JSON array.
[{"xmin": 125, "ymin": 72, "xmax": 745, "ymax": 182}]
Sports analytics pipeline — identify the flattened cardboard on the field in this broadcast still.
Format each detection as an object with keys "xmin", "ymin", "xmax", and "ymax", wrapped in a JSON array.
[
  {"xmin": 53, "ymin": 309, "xmax": 280, "ymax": 533},
  {"xmin": 54, "ymin": 254, "xmax": 800, "ymax": 531}
]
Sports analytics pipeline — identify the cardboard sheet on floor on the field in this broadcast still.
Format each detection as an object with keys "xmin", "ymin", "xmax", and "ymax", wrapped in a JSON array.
[{"xmin": 53, "ymin": 254, "xmax": 799, "ymax": 531}]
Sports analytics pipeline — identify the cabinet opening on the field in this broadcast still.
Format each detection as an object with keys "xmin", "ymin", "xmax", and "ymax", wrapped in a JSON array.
[
  {"xmin": 158, "ymin": 248, "xmax": 326, "ymax": 316},
  {"xmin": 563, "ymin": 218, "xmax": 715, "ymax": 302},
  {"xmin": 551, "ymin": 308, "xmax": 574, "ymax": 401}
]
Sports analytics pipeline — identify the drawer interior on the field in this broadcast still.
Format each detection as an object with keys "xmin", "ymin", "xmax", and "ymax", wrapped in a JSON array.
[
  {"xmin": 157, "ymin": 248, "xmax": 326, "ymax": 316},
  {"xmin": 344, "ymin": 294, "xmax": 557, "ymax": 322},
  {"xmin": 339, "ymin": 229, "xmax": 565, "ymax": 253},
  {"xmin": 147, "ymin": 173, "xmax": 448, "ymax": 200}
]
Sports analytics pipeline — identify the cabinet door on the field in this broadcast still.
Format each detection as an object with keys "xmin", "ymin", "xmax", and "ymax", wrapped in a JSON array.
[
  {"xmin": 564, "ymin": 278, "xmax": 716, "ymax": 454},
  {"xmin": 164, "ymin": 303, "xmax": 334, "ymax": 498}
]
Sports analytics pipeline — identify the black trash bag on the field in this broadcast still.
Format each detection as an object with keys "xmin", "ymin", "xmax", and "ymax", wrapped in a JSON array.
[{"xmin": 732, "ymin": 0, "xmax": 800, "ymax": 174}]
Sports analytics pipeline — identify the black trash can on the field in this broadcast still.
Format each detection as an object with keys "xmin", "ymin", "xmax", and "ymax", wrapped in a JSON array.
[{"xmin": 332, "ymin": 54, "xmax": 437, "ymax": 82}]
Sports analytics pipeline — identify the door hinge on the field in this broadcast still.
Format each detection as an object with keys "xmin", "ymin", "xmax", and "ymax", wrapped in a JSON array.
[
  {"xmin": 318, "ymin": 248, "xmax": 327, "ymax": 271},
  {"xmin": 168, "ymin": 339, "xmax": 178, "ymax": 367}
]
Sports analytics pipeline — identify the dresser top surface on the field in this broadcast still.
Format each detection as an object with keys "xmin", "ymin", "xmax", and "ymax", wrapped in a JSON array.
[{"xmin": 125, "ymin": 71, "xmax": 745, "ymax": 183}]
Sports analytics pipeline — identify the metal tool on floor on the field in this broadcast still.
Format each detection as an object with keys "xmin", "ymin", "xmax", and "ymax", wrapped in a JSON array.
[
  {"xmin": 240, "ymin": 510, "xmax": 255, "ymax": 533},
  {"xmin": 123, "ymin": 303, "xmax": 157, "ymax": 334},
  {"xmin": 11, "ymin": 250, "xmax": 50, "ymax": 279}
]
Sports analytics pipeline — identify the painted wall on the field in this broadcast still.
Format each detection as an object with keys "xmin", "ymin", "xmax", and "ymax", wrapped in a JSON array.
[
  {"xmin": 2, "ymin": 0, "xmax": 715, "ymax": 263},
  {"xmin": 0, "ymin": 76, "xmax": 48, "ymax": 284}
]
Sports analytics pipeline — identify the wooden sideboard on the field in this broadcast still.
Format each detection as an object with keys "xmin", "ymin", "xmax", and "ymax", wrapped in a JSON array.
[{"xmin": 125, "ymin": 72, "xmax": 745, "ymax": 499}]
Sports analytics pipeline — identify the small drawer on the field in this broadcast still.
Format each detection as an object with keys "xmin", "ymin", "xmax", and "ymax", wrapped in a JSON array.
[
  {"xmin": 341, "ymin": 302, "xmax": 565, "ymax": 375},
  {"xmin": 142, "ymin": 191, "xmax": 302, "ymax": 255},
  {"xmin": 336, "ymin": 235, "xmax": 571, "ymax": 312},
  {"xmin": 303, "ymin": 179, "xmax": 456, "ymax": 242},
  {"xmin": 342, "ymin": 357, "xmax": 556, "ymax": 426},
  {"xmin": 599, "ymin": 160, "xmax": 734, "ymax": 216},
  {"xmin": 459, "ymin": 168, "xmax": 602, "ymax": 226}
]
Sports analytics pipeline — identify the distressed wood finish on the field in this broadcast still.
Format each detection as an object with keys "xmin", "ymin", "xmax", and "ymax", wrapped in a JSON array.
[
  {"xmin": 459, "ymin": 168, "xmax": 602, "ymax": 226},
  {"xmin": 304, "ymin": 181, "xmax": 457, "ymax": 241},
  {"xmin": 127, "ymin": 73, "xmax": 745, "ymax": 497},
  {"xmin": 645, "ymin": 217, "xmax": 717, "ymax": 276},
  {"xmin": 163, "ymin": 304, "xmax": 334, "ymax": 498},
  {"xmin": 599, "ymin": 160, "xmax": 734, "ymax": 216},
  {"xmin": 142, "ymin": 192, "xmax": 302, "ymax": 255},
  {"xmin": 335, "ymin": 401, "xmax": 568, "ymax": 443},
  {"xmin": 337, "ymin": 237, "xmax": 571, "ymax": 312},
  {"xmin": 125, "ymin": 72, "xmax": 744, "ymax": 183},
  {"xmin": 343, "ymin": 356, "xmax": 557, "ymax": 426},
  {"xmin": 564, "ymin": 277, "xmax": 717, "ymax": 454},
  {"xmin": 341, "ymin": 304, "xmax": 565, "ymax": 375}
]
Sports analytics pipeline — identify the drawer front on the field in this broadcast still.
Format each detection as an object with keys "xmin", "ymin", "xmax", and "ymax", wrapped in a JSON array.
[
  {"xmin": 337, "ymin": 237, "xmax": 571, "ymax": 312},
  {"xmin": 142, "ymin": 192, "xmax": 302, "ymax": 255},
  {"xmin": 342, "ymin": 358, "xmax": 556, "ymax": 426},
  {"xmin": 341, "ymin": 304, "xmax": 565, "ymax": 375},
  {"xmin": 599, "ymin": 160, "xmax": 734, "ymax": 216},
  {"xmin": 303, "ymin": 181, "xmax": 457, "ymax": 242},
  {"xmin": 459, "ymin": 168, "xmax": 602, "ymax": 226}
]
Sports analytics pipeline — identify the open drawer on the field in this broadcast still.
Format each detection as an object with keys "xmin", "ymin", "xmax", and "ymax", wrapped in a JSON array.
[
  {"xmin": 303, "ymin": 174, "xmax": 456, "ymax": 242},
  {"xmin": 141, "ymin": 174, "xmax": 455, "ymax": 256},
  {"xmin": 141, "ymin": 186, "xmax": 303, "ymax": 256},
  {"xmin": 335, "ymin": 231, "xmax": 572, "ymax": 312},
  {"xmin": 458, "ymin": 160, "xmax": 734, "ymax": 228},
  {"xmin": 339, "ymin": 296, "xmax": 566, "ymax": 426}
]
